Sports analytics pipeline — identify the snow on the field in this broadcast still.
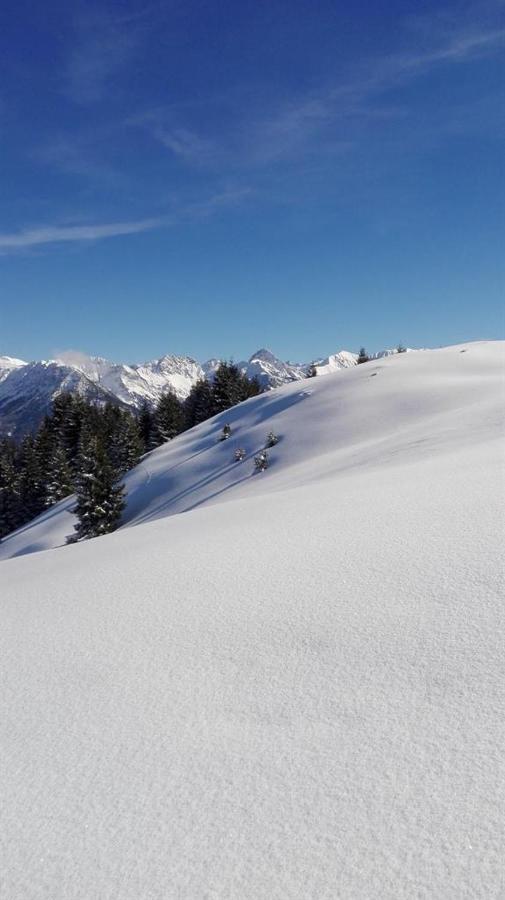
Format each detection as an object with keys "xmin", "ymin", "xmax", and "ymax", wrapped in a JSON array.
[
  {"xmin": 1, "ymin": 341, "xmax": 504, "ymax": 899},
  {"xmin": 0, "ymin": 355, "xmax": 26, "ymax": 383}
]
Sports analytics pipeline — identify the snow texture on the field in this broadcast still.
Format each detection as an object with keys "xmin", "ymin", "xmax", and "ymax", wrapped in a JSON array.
[{"xmin": 1, "ymin": 341, "xmax": 504, "ymax": 899}]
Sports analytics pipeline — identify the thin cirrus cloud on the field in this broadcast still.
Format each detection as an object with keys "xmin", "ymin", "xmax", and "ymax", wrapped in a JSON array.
[
  {"xmin": 137, "ymin": 22, "xmax": 505, "ymax": 170},
  {"xmin": 64, "ymin": 8, "xmax": 150, "ymax": 104},
  {"xmin": 0, "ymin": 218, "xmax": 163, "ymax": 251},
  {"xmin": 0, "ymin": 189, "xmax": 252, "ymax": 253}
]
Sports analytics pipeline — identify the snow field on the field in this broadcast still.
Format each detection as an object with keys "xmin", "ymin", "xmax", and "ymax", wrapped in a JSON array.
[{"xmin": 1, "ymin": 341, "xmax": 504, "ymax": 898}]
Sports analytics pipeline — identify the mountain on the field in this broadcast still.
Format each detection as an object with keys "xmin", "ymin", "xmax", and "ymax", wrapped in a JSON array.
[
  {"xmin": 0, "ymin": 355, "xmax": 26, "ymax": 383},
  {"xmin": 240, "ymin": 348, "xmax": 308, "ymax": 388},
  {"xmin": 313, "ymin": 349, "xmax": 358, "ymax": 375},
  {"xmin": 0, "ymin": 361, "xmax": 123, "ymax": 437},
  {"xmin": 1, "ymin": 342, "xmax": 503, "ymax": 900},
  {"xmin": 0, "ymin": 345, "xmax": 407, "ymax": 437}
]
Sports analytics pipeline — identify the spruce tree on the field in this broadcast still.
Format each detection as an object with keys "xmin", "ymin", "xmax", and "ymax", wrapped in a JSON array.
[
  {"xmin": 0, "ymin": 439, "xmax": 22, "ymax": 539},
  {"xmin": 184, "ymin": 378, "xmax": 214, "ymax": 429},
  {"xmin": 138, "ymin": 401, "xmax": 157, "ymax": 452},
  {"xmin": 357, "ymin": 347, "xmax": 370, "ymax": 364},
  {"xmin": 70, "ymin": 432, "xmax": 125, "ymax": 542},
  {"xmin": 17, "ymin": 436, "xmax": 46, "ymax": 523},
  {"xmin": 45, "ymin": 446, "xmax": 74, "ymax": 507},
  {"xmin": 212, "ymin": 362, "xmax": 244, "ymax": 413},
  {"xmin": 154, "ymin": 390, "xmax": 184, "ymax": 443}
]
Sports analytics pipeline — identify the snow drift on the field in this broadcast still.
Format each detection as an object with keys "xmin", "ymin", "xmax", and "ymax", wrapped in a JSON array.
[{"xmin": 1, "ymin": 341, "xmax": 504, "ymax": 899}]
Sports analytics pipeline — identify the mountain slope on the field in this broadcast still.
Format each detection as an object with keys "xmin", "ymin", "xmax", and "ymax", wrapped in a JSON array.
[
  {"xmin": 0, "ymin": 361, "xmax": 124, "ymax": 437},
  {"xmin": 1, "ymin": 342, "xmax": 502, "ymax": 557},
  {"xmin": 1, "ymin": 341, "xmax": 503, "ymax": 899},
  {"xmin": 0, "ymin": 355, "xmax": 26, "ymax": 383}
]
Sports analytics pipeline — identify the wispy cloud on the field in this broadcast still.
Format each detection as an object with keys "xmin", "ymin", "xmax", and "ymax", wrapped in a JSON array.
[
  {"xmin": 0, "ymin": 188, "xmax": 251, "ymax": 254},
  {"xmin": 33, "ymin": 134, "xmax": 121, "ymax": 183},
  {"xmin": 65, "ymin": 8, "xmax": 149, "ymax": 104},
  {"xmin": 136, "ymin": 18, "xmax": 505, "ymax": 169},
  {"xmin": 0, "ymin": 217, "xmax": 163, "ymax": 251}
]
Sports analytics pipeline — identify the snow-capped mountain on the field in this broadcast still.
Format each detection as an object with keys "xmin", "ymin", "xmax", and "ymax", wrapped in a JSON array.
[
  {"xmin": 82, "ymin": 356, "xmax": 204, "ymax": 407},
  {"xmin": 313, "ymin": 350, "xmax": 358, "ymax": 375},
  {"xmin": 0, "ymin": 345, "xmax": 409, "ymax": 437},
  {"xmin": 0, "ymin": 361, "xmax": 123, "ymax": 437},
  {"xmin": 0, "ymin": 355, "xmax": 26, "ymax": 383},
  {"xmin": 240, "ymin": 348, "xmax": 308, "ymax": 388}
]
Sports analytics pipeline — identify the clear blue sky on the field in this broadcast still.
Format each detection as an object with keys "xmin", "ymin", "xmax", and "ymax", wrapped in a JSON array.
[{"xmin": 1, "ymin": 0, "xmax": 504, "ymax": 364}]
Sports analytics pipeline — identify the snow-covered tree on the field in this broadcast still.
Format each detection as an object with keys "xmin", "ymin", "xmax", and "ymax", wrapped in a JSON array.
[
  {"xmin": 69, "ymin": 432, "xmax": 125, "ymax": 542},
  {"xmin": 254, "ymin": 450, "xmax": 269, "ymax": 472},
  {"xmin": 357, "ymin": 347, "xmax": 370, "ymax": 364},
  {"xmin": 44, "ymin": 445, "xmax": 74, "ymax": 507}
]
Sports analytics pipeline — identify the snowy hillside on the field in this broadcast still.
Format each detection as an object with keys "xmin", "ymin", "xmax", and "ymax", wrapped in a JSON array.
[
  {"xmin": 1, "ymin": 341, "xmax": 502, "ymax": 560},
  {"xmin": 1, "ymin": 341, "xmax": 504, "ymax": 899}
]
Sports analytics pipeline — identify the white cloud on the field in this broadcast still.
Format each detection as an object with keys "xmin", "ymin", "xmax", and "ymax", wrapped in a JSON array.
[{"xmin": 0, "ymin": 218, "xmax": 163, "ymax": 250}]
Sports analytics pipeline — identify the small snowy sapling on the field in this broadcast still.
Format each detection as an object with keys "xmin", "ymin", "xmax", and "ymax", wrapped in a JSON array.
[
  {"xmin": 254, "ymin": 451, "xmax": 268, "ymax": 472},
  {"xmin": 234, "ymin": 447, "xmax": 246, "ymax": 461},
  {"xmin": 265, "ymin": 431, "xmax": 279, "ymax": 448},
  {"xmin": 220, "ymin": 424, "xmax": 232, "ymax": 441}
]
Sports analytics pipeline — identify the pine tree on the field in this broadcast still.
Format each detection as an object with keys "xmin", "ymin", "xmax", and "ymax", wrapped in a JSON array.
[
  {"xmin": 154, "ymin": 390, "xmax": 184, "ymax": 444},
  {"xmin": 212, "ymin": 362, "xmax": 243, "ymax": 413},
  {"xmin": 17, "ymin": 435, "xmax": 46, "ymax": 523},
  {"xmin": 307, "ymin": 363, "xmax": 318, "ymax": 377},
  {"xmin": 184, "ymin": 378, "xmax": 214, "ymax": 429},
  {"xmin": 212, "ymin": 362, "xmax": 261, "ymax": 415},
  {"xmin": 138, "ymin": 401, "xmax": 157, "ymax": 453},
  {"xmin": 357, "ymin": 347, "xmax": 370, "ymax": 364},
  {"xmin": 69, "ymin": 432, "xmax": 125, "ymax": 542},
  {"xmin": 0, "ymin": 439, "xmax": 22, "ymax": 539},
  {"xmin": 45, "ymin": 446, "xmax": 74, "ymax": 507},
  {"xmin": 254, "ymin": 450, "xmax": 268, "ymax": 472}
]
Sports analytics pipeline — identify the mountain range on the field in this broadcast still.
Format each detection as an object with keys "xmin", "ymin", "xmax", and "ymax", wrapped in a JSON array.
[{"xmin": 0, "ymin": 346, "xmax": 406, "ymax": 437}]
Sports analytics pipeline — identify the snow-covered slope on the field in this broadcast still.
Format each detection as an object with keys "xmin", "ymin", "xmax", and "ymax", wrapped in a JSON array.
[
  {"xmin": 1, "ymin": 341, "xmax": 502, "ymax": 557},
  {"xmin": 1, "ymin": 341, "xmax": 504, "ymax": 899},
  {"xmin": 0, "ymin": 355, "xmax": 26, "ymax": 383},
  {"xmin": 313, "ymin": 348, "xmax": 358, "ymax": 374}
]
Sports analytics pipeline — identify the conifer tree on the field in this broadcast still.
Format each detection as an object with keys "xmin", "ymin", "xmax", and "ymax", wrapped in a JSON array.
[
  {"xmin": 184, "ymin": 378, "xmax": 214, "ymax": 429},
  {"xmin": 357, "ymin": 347, "xmax": 370, "ymax": 364},
  {"xmin": 69, "ymin": 432, "xmax": 125, "ymax": 542},
  {"xmin": 45, "ymin": 446, "xmax": 74, "ymax": 507},
  {"xmin": 17, "ymin": 436, "xmax": 46, "ymax": 523},
  {"xmin": 154, "ymin": 390, "xmax": 184, "ymax": 443},
  {"xmin": 0, "ymin": 439, "xmax": 22, "ymax": 539},
  {"xmin": 138, "ymin": 401, "xmax": 157, "ymax": 452}
]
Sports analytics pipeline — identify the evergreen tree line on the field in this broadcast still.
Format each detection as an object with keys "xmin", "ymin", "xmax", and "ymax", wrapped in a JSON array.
[{"xmin": 0, "ymin": 362, "xmax": 262, "ymax": 542}]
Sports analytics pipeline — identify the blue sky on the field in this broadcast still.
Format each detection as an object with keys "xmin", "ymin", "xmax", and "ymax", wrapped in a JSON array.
[{"xmin": 1, "ymin": 0, "xmax": 504, "ymax": 364}]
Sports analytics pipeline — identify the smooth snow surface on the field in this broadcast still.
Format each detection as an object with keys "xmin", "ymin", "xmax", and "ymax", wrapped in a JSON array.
[{"xmin": 1, "ymin": 341, "xmax": 504, "ymax": 899}]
